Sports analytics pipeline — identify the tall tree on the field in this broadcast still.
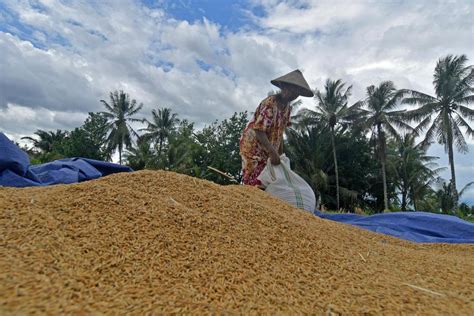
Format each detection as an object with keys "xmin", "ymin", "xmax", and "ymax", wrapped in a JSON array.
[
  {"xmin": 100, "ymin": 90, "xmax": 143, "ymax": 164},
  {"xmin": 165, "ymin": 120, "xmax": 199, "ymax": 174},
  {"xmin": 403, "ymin": 54, "xmax": 474, "ymax": 207},
  {"xmin": 357, "ymin": 81, "xmax": 411, "ymax": 211},
  {"xmin": 61, "ymin": 128, "xmax": 103, "ymax": 160},
  {"xmin": 22, "ymin": 129, "xmax": 68, "ymax": 153},
  {"xmin": 390, "ymin": 134, "xmax": 443, "ymax": 211},
  {"xmin": 298, "ymin": 79, "xmax": 362, "ymax": 210},
  {"xmin": 195, "ymin": 112, "xmax": 248, "ymax": 184},
  {"xmin": 124, "ymin": 136, "xmax": 154, "ymax": 170},
  {"xmin": 334, "ymin": 130, "xmax": 378, "ymax": 211},
  {"xmin": 82, "ymin": 112, "xmax": 111, "ymax": 160},
  {"xmin": 141, "ymin": 107, "xmax": 179, "ymax": 157},
  {"xmin": 435, "ymin": 181, "xmax": 474, "ymax": 214},
  {"xmin": 286, "ymin": 123, "xmax": 372, "ymax": 211},
  {"xmin": 285, "ymin": 124, "xmax": 329, "ymax": 208}
]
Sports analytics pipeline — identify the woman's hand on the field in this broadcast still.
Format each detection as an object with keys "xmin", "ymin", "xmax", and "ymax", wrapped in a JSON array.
[
  {"xmin": 270, "ymin": 151, "xmax": 281, "ymax": 165},
  {"xmin": 254, "ymin": 130, "xmax": 281, "ymax": 165}
]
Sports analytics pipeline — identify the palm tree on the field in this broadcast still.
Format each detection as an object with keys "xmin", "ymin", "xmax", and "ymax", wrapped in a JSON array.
[
  {"xmin": 124, "ymin": 136, "xmax": 154, "ymax": 170},
  {"xmin": 390, "ymin": 134, "xmax": 444, "ymax": 211},
  {"xmin": 166, "ymin": 133, "xmax": 196, "ymax": 173},
  {"xmin": 140, "ymin": 108, "xmax": 179, "ymax": 157},
  {"xmin": 22, "ymin": 129, "xmax": 68, "ymax": 153},
  {"xmin": 286, "ymin": 123, "xmax": 359, "ymax": 210},
  {"xmin": 403, "ymin": 55, "xmax": 474, "ymax": 207},
  {"xmin": 100, "ymin": 90, "xmax": 143, "ymax": 164},
  {"xmin": 286, "ymin": 125, "xmax": 329, "ymax": 209},
  {"xmin": 298, "ymin": 79, "xmax": 362, "ymax": 210},
  {"xmin": 356, "ymin": 81, "xmax": 412, "ymax": 211},
  {"xmin": 435, "ymin": 181, "xmax": 474, "ymax": 213}
]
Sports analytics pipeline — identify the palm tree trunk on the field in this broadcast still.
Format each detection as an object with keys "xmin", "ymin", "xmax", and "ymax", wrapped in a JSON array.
[
  {"xmin": 381, "ymin": 159, "xmax": 388, "ymax": 211},
  {"xmin": 401, "ymin": 160, "xmax": 408, "ymax": 211},
  {"xmin": 331, "ymin": 127, "xmax": 340, "ymax": 210},
  {"xmin": 159, "ymin": 137, "xmax": 163, "ymax": 157},
  {"xmin": 412, "ymin": 192, "xmax": 418, "ymax": 211},
  {"xmin": 378, "ymin": 125, "xmax": 389, "ymax": 211},
  {"xmin": 119, "ymin": 143, "xmax": 123, "ymax": 165},
  {"xmin": 401, "ymin": 189, "xmax": 407, "ymax": 211},
  {"xmin": 447, "ymin": 126, "xmax": 458, "ymax": 210}
]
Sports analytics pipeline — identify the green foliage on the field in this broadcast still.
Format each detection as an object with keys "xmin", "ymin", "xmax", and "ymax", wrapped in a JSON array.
[
  {"xmin": 123, "ymin": 111, "xmax": 247, "ymax": 184},
  {"xmin": 140, "ymin": 107, "xmax": 180, "ymax": 157},
  {"xmin": 124, "ymin": 136, "xmax": 154, "ymax": 170},
  {"xmin": 22, "ymin": 129, "xmax": 68, "ymax": 153},
  {"xmin": 60, "ymin": 128, "xmax": 97, "ymax": 158},
  {"xmin": 387, "ymin": 134, "xmax": 444, "ymax": 211},
  {"xmin": 194, "ymin": 112, "xmax": 248, "ymax": 184},
  {"xmin": 161, "ymin": 119, "xmax": 200, "ymax": 175},
  {"xmin": 22, "ymin": 113, "xmax": 111, "ymax": 163},
  {"xmin": 335, "ymin": 131, "xmax": 380, "ymax": 210},
  {"xmin": 22, "ymin": 129, "xmax": 68, "ymax": 163},
  {"xmin": 415, "ymin": 189, "xmax": 440, "ymax": 213},
  {"xmin": 82, "ymin": 112, "xmax": 111, "ymax": 160},
  {"xmin": 286, "ymin": 124, "xmax": 375, "ymax": 211},
  {"xmin": 60, "ymin": 113, "xmax": 111, "ymax": 160}
]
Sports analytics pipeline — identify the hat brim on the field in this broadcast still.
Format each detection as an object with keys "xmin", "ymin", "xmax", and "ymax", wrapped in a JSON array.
[{"xmin": 271, "ymin": 81, "xmax": 314, "ymax": 97}]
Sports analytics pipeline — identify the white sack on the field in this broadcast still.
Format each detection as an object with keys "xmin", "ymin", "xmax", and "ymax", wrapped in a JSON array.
[{"xmin": 257, "ymin": 155, "xmax": 316, "ymax": 213}]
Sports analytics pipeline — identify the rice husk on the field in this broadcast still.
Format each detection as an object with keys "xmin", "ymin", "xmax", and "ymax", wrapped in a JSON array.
[{"xmin": 1, "ymin": 170, "xmax": 473, "ymax": 315}]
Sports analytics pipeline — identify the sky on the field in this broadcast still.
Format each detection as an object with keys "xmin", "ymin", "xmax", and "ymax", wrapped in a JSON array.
[{"xmin": 0, "ymin": 0, "xmax": 473, "ymax": 202}]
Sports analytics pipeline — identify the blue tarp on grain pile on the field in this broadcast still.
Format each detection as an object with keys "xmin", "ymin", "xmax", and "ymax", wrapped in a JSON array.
[
  {"xmin": 315, "ymin": 210, "xmax": 474, "ymax": 244},
  {"xmin": 0, "ymin": 132, "xmax": 132, "ymax": 187}
]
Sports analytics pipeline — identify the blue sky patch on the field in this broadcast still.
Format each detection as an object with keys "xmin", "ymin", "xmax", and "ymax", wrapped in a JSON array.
[
  {"xmin": 142, "ymin": 0, "xmax": 257, "ymax": 32},
  {"xmin": 0, "ymin": 2, "xmax": 72, "ymax": 49},
  {"xmin": 196, "ymin": 58, "xmax": 212, "ymax": 71}
]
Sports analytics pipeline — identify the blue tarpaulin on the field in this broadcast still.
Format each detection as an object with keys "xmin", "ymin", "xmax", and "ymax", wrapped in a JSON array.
[
  {"xmin": 315, "ymin": 211, "xmax": 474, "ymax": 244},
  {"xmin": 0, "ymin": 133, "xmax": 132, "ymax": 187}
]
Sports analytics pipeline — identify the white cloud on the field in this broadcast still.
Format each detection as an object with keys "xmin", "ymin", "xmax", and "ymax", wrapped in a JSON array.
[
  {"xmin": 0, "ymin": 32, "xmax": 100, "ymax": 112},
  {"xmin": 1, "ymin": 0, "xmax": 305, "ymax": 127},
  {"xmin": 251, "ymin": 0, "xmax": 368, "ymax": 33},
  {"xmin": 0, "ymin": 103, "xmax": 86, "ymax": 139}
]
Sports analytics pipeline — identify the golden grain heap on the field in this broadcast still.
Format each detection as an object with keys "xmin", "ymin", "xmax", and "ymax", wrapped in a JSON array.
[{"xmin": 1, "ymin": 170, "xmax": 473, "ymax": 315}]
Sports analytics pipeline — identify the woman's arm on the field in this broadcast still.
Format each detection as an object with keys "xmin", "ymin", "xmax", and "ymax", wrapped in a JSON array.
[
  {"xmin": 255, "ymin": 130, "xmax": 280, "ymax": 165},
  {"xmin": 278, "ymin": 140, "xmax": 284, "ymax": 155}
]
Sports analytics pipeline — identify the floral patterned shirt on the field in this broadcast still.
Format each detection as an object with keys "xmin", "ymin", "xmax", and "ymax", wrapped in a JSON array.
[{"xmin": 239, "ymin": 95, "xmax": 291, "ymax": 162}]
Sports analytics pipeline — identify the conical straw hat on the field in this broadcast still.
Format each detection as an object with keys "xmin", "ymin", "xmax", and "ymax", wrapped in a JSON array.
[{"xmin": 271, "ymin": 69, "xmax": 314, "ymax": 97}]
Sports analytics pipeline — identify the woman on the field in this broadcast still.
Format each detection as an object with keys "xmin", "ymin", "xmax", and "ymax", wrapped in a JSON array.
[{"xmin": 239, "ymin": 69, "xmax": 314, "ymax": 186}]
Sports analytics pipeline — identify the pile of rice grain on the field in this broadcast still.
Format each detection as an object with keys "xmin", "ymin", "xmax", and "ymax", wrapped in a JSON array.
[{"xmin": 1, "ymin": 170, "xmax": 473, "ymax": 315}]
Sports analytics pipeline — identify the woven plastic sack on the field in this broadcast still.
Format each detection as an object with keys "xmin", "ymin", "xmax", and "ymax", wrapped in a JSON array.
[{"xmin": 257, "ymin": 155, "xmax": 316, "ymax": 213}]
